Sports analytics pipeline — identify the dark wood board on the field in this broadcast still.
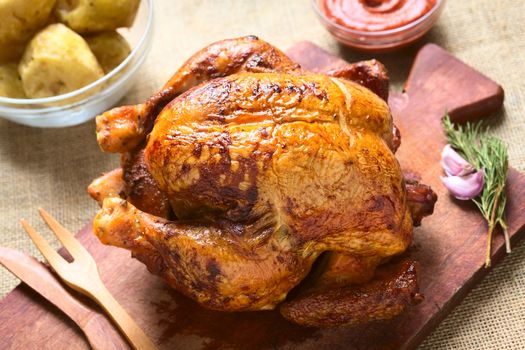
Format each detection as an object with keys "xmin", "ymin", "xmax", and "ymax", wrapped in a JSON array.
[{"xmin": 1, "ymin": 42, "xmax": 524, "ymax": 350}]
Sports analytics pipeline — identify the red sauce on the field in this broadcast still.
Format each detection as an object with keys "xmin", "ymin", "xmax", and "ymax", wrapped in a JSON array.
[{"xmin": 321, "ymin": 0, "xmax": 437, "ymax": 32}]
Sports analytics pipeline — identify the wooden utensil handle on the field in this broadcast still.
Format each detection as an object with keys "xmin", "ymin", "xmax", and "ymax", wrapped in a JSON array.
[
  {"xmin": 82, "ymin": 314, "xmax": 128, "ymax": 350},
  {"xmin": 91, "ymin": 282, "xmax": 157, "ymax": 350}
]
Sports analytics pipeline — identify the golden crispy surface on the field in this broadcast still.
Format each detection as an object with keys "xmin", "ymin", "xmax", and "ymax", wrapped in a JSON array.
[
  {"xmin": 87, "ymin": 168, "xmax": 125, "ymax": 205},
  {"xmin": 96, "ymin": 36, "xmax": 299, "ymax": 153},
  {"xmin": 95, "ymin": 198, "xmax": 313, "ymax": 311},
  {"xmin": 93, "ymin": 71, "xmax": 413, "ymax": 311},
  {"xmin": 89, "ymin": 37, "xmax": 436, "ymax": 321},
  {"xmin": 145, "ymin": 72, "xmax": 408, "ymax": 257}
]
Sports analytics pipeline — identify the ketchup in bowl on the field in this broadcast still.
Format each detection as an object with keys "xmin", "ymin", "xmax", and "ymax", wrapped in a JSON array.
[
  {"xmin": 322, "ymin": 0, "xmax": 437, "ymax": 32},
  {"xmin": 313, "ymin": 0, "xmax": 445, "ymax": 52}
]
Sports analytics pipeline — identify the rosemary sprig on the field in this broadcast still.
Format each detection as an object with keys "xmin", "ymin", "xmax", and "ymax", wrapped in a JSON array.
[{"xmin": 443, "ymin": 114, "xmax": 510, "ymax": 267}]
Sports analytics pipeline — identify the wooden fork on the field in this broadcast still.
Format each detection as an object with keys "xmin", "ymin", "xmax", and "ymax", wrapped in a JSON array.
[{"xmin": 21, "ymin": 208, "xmax": 157, "ymax": 350}]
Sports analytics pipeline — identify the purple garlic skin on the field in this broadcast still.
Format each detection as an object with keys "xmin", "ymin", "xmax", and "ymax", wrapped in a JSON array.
[
  {"xmin": 441, "ymin": 170, "xmax": 484, "ymax": 200},
  {"xmin": 441, "ymin": 144, "xmax": 484, "ymax": 200},
  {"xmin": 441, "ymin": 144, "xmax": 476, "ymax": 176}
]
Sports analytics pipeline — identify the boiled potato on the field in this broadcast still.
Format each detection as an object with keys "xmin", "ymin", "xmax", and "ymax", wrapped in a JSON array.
[
  {"xmin": 19, "ymin": 23, "xmax": 104, "ymax": 98},
  {"xmin": 55, "ymin": 0, "xmax": 140, "ymax": 33},
  {"xmin": 0, "ymin": 0, "xmax": 56, "ymax": 63},
  {"xmin": 0, "ymin": 63, "xmax": 26, "ymax": 98},
  {"xmin": 85, "ymin": 31, "xmax": 131, "ymax": 73},
  {"xmin": 0, "ymin": 42, "xmax": 26, "ymax": 65}
]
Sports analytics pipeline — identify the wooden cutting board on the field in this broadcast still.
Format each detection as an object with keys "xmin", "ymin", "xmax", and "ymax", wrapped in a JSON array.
[{"xmin": 1, "ymin": 42, "xmax": 524, "ymax": 350}]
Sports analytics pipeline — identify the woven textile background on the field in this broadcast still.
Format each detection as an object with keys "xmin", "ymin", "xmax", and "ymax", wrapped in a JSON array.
[{"xmin": 1, "ymin": 1, "xmax": 524, "ymax": 348}]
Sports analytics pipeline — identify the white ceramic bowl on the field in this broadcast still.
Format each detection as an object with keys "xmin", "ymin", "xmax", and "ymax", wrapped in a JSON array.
[{"xmin": 0, "ymin": 0, "xmax": 154, "ymax": 128}]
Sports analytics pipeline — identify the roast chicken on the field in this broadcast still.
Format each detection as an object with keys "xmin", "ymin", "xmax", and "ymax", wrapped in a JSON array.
[{"xmin": 89, "ymin": 36, "xmax": 437, "ymax": 327}]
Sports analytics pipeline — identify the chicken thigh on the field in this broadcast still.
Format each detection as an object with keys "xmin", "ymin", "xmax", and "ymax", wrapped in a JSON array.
[{"xmin": 89, "ymin": 36, "xmax": 436, "ymax": 326}]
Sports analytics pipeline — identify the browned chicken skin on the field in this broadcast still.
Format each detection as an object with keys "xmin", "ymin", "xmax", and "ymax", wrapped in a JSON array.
[
  {"xmin": 96, "ymin": 36, "xmax": 300, "ymax": 153},
  {"xmin": 280, "ymin": 258, "xmax": 421, "ymax": 327},
  {"xmin": 96, "ymin": 35, "xmax": 391, "ymax": 154},
  {"xmin": 88, "ymin": 168, "xmax": 125, "ymax": 204},
  {"xmin": 404, "ymin": 174, "xmax": 438, "ymax": 226},
  {"xmin": 325, "ymin": 60, "xmax": 389, "ymax": 102},
  {"xmin": 88, "ymin": 36, "xmax": 437, "ymax": 326},
  {"xmin": 121, "ymin": 148, "xmax": 172, "ymax": 219}
]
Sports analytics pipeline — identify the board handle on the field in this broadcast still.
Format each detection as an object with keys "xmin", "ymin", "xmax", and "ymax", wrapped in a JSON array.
[{"xmin": 400, "ymin": 44, "xmax": 504, "ymax": 123}]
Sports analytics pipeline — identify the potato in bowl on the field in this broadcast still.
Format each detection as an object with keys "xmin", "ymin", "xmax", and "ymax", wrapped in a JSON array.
[
  {"xmin": 55, "ymin": 0, "xmax": 140, "ymax": 33},
  {"xmin": 0, "ymin": 0, "xmax": 141, "ymax": 99},
  {"xmin": 19, "ymin": 23, "xmax": 104, "ymax": 98},
  {"xmin": 84, "ymin": 31, "xmax": 132, "ymax": 74},
  {"xmin": 0, "ymin": 63, "xmax": 26, "ymax": 98},
  {"xmin": 0, "ymin": 0, "xmax": 56, "ymax": 63},
  {"xmin": 0, "ymin": 0, "xmax": 152, "ymax": 128}
]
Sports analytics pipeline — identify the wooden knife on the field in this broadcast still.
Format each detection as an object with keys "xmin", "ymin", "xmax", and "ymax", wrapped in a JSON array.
[{"xmin": 0, "ymin": 247, "xmax": 128, "ymax": 350}]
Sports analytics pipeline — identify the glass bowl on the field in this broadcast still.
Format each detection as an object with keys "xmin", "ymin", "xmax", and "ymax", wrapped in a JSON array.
[
  {"xmin": 0, "ymin": 0, "xmax": 154, "ymax": 128},
  {"xmin": 312, "ymin": 0, "xmax": 446, "ymax": 53}
]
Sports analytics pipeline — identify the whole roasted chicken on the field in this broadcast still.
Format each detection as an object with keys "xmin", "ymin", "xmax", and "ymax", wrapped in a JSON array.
[{"xmin": 89, "ymin": 36, "xmax": 437, "ymax": 327}]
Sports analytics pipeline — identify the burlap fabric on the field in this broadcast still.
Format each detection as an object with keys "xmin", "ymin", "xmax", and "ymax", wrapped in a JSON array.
[{"xmin": 1, "ymin": 1, "xmax": 523, "ymax": 348}]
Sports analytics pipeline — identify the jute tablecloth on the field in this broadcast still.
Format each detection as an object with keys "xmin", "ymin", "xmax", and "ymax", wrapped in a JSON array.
[{"xmin": 1, "ymin": 1, "xmax": 524, "ymax": 348}]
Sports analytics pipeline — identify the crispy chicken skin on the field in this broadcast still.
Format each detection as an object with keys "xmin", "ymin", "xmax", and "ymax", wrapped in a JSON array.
[
  {"xmin": 325, "ymin": 59, "xmax": 389, "ymax": 102},
  {"xmin": 88, "ymin": 36, "xmax": 437, "ymax": 326},
  {"xmin": 95, "ymin": 73, "xmax": 412, "ymax": 310},
  {"xmin": 96, "ymin": 36, "xmax": 300, "ymax": 153},
  {"xmin": 87, "ymin": 151, "xmax": 171, "ymax": 219},
  {"xmin": 96, "ymin": 35, "xmax": 391, "ymax": 154},
  {"xmin": 405, "ymin": 176, "xmax": 438, "ymax": 226},
  {"xmin": 280, "ymin": 259, "xmax": 421, "ymax": 327},
  {"xmin": 121, "ymin": 148, "xmax": 172, "ymax": 219},
  {"xmin": 87, "ymin": 168, "xmax": 125, "ymax": 204},
  {"xmin": 96, "ymin": 198, "xmax": 313, "ymax": 311}
]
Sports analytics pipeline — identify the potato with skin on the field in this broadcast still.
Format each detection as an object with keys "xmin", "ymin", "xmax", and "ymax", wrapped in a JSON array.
[
  {"xmin": 0, "ymin": 63, "xmax": 26, "ymax": 98},
  {"xmin": 55, "ymin": 0, "xmax": 140, "ymax": 33},
  {"xmin": 85, "ymin": 31, "xmax": 131, "ymax": 73},
  {"xmin": 19, "ymin": 24, "xmax": 104, "ymax": 98},
  {"xmin": 0, "ymin": 0, "xmax": 56, "ymax": 63}
]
